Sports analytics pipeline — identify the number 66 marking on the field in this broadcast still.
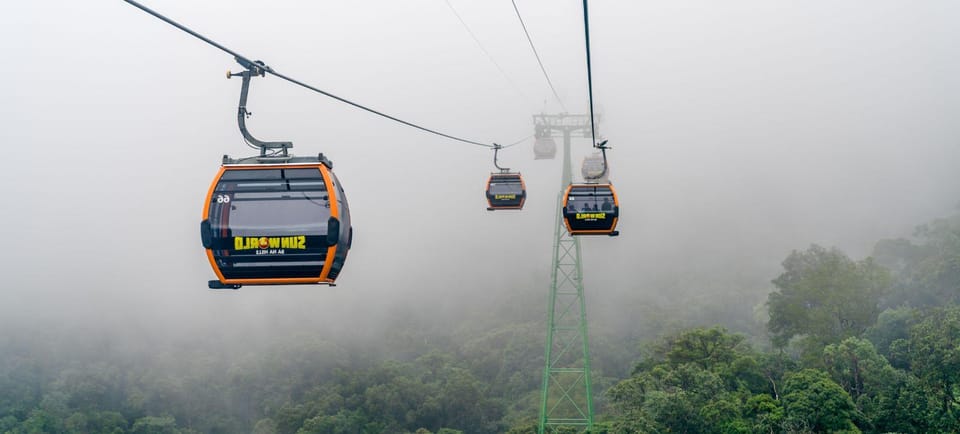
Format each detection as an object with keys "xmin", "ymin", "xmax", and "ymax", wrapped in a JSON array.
[{"xmin": 216, "ymin": 195, "xmax": 231, "ymax": 203}]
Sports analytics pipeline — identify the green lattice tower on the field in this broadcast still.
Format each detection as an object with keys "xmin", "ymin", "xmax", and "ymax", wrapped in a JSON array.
[{"xmin": 537, "ymin": 115, "xmax": 595, "ymax": 433}]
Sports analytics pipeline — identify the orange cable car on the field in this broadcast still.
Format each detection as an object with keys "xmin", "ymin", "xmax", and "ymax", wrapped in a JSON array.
[
  {"xmin": 486, "ymin": 172, "xmax": 526, "ymax": 210},
  {"xmin": 199, "ymin": 61, "xmax": 353, "ymax": 289},
  {"xmin": 562, "ymin": 183, "xmax": 619, "ymax": 236},
  {"xmin": 486, "ymin": 143, "xmax": 526, "ymax": 210},
  {"xmin": 200, "ymin": 155, "xmax": 352, "ymax": 289}
]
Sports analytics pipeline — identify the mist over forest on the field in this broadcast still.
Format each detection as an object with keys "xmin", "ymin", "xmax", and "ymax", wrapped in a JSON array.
[{"xmin": 3, "ymin": 1, "xmax": 960, "ymax": 433}]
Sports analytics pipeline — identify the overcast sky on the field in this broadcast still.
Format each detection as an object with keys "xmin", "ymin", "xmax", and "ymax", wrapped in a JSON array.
[{"xmin": 2, "ymin": 1, "xmax": 959, "ymax": 338}]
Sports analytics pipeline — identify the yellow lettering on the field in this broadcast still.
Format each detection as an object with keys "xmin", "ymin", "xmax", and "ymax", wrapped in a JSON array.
[
  {"xmin": 232, "ymin": 235, "xmax": 308, "ymax": 250},
  {"xmin": 575, "ymin": 212, "xmax": 606, "ymax": 220}
]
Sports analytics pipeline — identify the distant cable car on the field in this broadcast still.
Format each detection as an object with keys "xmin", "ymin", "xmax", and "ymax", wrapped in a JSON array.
[
  {"xmin": 486, "ymin": 143, "xmax": 526, "ymax": 210},
  {"xmin": 581, "ymin": 152, "xmax": 608, "ymax": 183},
  {"xmin": 562, "ymin": 183, "xmax": 619, "ymax": 236},
  {"xmin": 486, "ymin": 172, "xmax": 526, "ymax": 210},
  {"xmin": 201, "ymin": 155, "xmax": 352, "ymax": 288},
  {"xmin": 534, "ymin": 137, "xmax": 557, "ymax": 160}
]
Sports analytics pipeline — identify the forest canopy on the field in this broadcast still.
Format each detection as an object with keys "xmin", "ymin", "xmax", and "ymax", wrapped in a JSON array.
[{"xmin": 2, "ymin": 215, "xmax": 960, "ymax": 433}]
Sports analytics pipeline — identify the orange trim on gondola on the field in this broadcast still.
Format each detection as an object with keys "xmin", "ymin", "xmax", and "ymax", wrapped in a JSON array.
[
  {"xmin": 562, "ymin": 184, "xmax": 575, "ymax": 234},
  {"xmin": 485, "ymin": 175, "xmax": 493, "ymax": 207},
  {"xmin": 562, "ymin": 183, "xmax": 619, "ymax": 235},
  {"xmin": 201, "ymin": 166, "xmax": 226, "ymax": 222},
  {"xmin": 203, "ymin": 163, "xmax": 339, "ymax": 286},
  {"xmin": 486, "ymin": 173, "xmax": 526, "ymax": 210},
  {"xmin": 204, "ymin": 166, "xmax": 228, "ymax": 283},
  {"xmin": 317, "ymin": 164, "xmax": 339, "ymax": 283}
]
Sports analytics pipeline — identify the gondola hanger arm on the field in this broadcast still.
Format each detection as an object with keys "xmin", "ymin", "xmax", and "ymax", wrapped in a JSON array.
[
  {"xmin": 492, "ymin": 143, "xmax": 510, "ymax": 173},
  {"xmin": 227, "ymin": 59, "xmax": 292, "ymax": 156}
]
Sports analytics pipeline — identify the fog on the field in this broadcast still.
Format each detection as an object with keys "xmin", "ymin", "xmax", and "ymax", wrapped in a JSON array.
[{"xmin": 3, "ymin": 0, "xmax": 959, "ymax": 355}]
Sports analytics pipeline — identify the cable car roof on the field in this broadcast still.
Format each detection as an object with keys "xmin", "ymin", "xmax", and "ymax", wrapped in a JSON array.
[{"xmin": 222, "ymin": 153, "xmax": 334, "ymax": 168}]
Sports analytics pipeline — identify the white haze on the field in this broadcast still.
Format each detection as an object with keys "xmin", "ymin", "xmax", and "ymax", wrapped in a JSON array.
[{"xmin": 2, "ymin": 1, "xmax": 959, "ymax": 345}]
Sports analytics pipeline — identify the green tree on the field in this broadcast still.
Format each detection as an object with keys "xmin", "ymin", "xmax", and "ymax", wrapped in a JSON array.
[
  {"xmin": 91, "ymin": 411, "xmax": 129, "ymax": 434},
  {"xmin": 131, "ymin": 415, "xmax": 179, "ymax": 434},
  {"xmin": 901, "ymin": 305, "xmax": 960, "ymax": 430},
  {"xmin": 767, "ymin": 245, "xmax": 891, "ymax": 352},
  {"xmin": 605, "ymin": 327, "xmax": 778, "ymax": 433},
  {"xmin": 822, "ymin": 337, "xmax": 889, "ymax": 403},
  {"xmin": 743, "ymin": 394, "xmax": 783, "ymax": 434},
  {"xmin": 296, "ymin": 409, "xmax": 378, "ymax": 434},
  {"xmin": 822, "ymin": 336, "xmax": 933, "ymax": 432},
  {"xmin": 62, "ymin": 410, "xmax": 127, "ymax": 434},
  {"xmin": 864, "ymin": 306, "xmax": 917, "ymax": 365},
  {"xmin": 0, "ymin": 415, "xmax": 17, "ymax": 432},
  {"xmin": 661, "ymin": 326, "xmax": 744, "ymax": 369},
  {"xmin": 19, "ymin": 409, "xmax": 64, "ymax": 434},
  {"xmin": 0, "ymin": 357, "xmax": 44, "ymax": 423},
  {"xmin": 253, "ymin": 418, "xmax": 279, "ymax": 434},
  {"xmin": 781, "ymin": 369, "xmax": 859, "ymax": 433},
  {"xmin": 873, "ymin": 214, "xmax": 960, "ymax": 308},
  {"xmin": 503, "ymin": 422, "xmax": 538, "ymax": 434}
]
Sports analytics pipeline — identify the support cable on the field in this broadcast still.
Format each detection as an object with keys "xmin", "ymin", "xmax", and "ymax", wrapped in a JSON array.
[
  {"xmin": 445, "ymin": 0, "xmax": 529, "ymax": 103},
  {"xmin": 123, "ymin": 0, "xmax": 497, "ymax": 149},
  {"xmin": 581, "ymin": 0, "xmax": 598, "ymax": 147},
  {"xmin": 581, "ymin": 0, "xmax": 609, "ymax": 181},
  {"xmin": 510, "ymin": 0, "xmax": 568, "ymax": 112},
  {"xmin": 268, "ymin": 69, "xmax": 493, "ymax": 147},
  {"xmin": 503, "ymin": 134, "xmax": 533, "ymax": 148}
]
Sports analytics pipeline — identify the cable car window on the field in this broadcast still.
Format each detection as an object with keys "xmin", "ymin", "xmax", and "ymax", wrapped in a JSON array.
[
  {"xmin": 284, "ymin": 168, "xmax": 326, "ymax": 179},
  {"xmin": 220, "ymin": 169, "xmax": 281, "ymax": 181},
  {"xmin": 567, "ymin": 192, "xmax": 614, "ymax": 212},
  {"xmin": 226, "ymin": 191, "xmax": 330, "ymax": 236},
  {"xmin": 489, "ymin": 181, "xmax": 522, "ymax": 195},
  {"xmin": 209, "ymin": 169, "xmax": 330, "ymax": 237}
]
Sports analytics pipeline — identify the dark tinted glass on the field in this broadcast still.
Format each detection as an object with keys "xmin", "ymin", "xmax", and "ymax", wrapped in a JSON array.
[
  {"xmin": 489, "ymin": 176, "xmax": 523, "ymax": 193},
  {"xmin": 489, "ymin": 181, "xmax": 522, "ymax": 195},
  {"xmin": 220, "ymin": 169, "xmax": 281, "ymax": 181},
  {"xmin": 566, "ymin": 186, "xmax": 615, "ymax": 212},
  {"xmin": 210, "ymin": 168, "xmax": 330, "ymax": 236}
]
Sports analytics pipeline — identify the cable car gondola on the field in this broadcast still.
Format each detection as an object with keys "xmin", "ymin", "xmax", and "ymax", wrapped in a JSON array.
[
  {"xmin": 581, "ymin": 151, "xmax": 608, "ymax": 183},
  {"xmin": 486, "ymin": 172, "xmax": 526, "ymax": 210},
  {"xmin": 485, "ymin": 143, "xmax": 526, "ymax": 210},
  {"xmin": 202, "ymin": 156, "xmax": 352, "ymax": 288},
  {"xmin": 533, "ymin": 136, "xmax": 557, "ymax": 160},
  {"xmin": 200, "ymin": 60, "xmax": 352, "ymax": 289},
  {"xmin": 562, "ymin": 183, "xmax": 618, "ymax": 236}
]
